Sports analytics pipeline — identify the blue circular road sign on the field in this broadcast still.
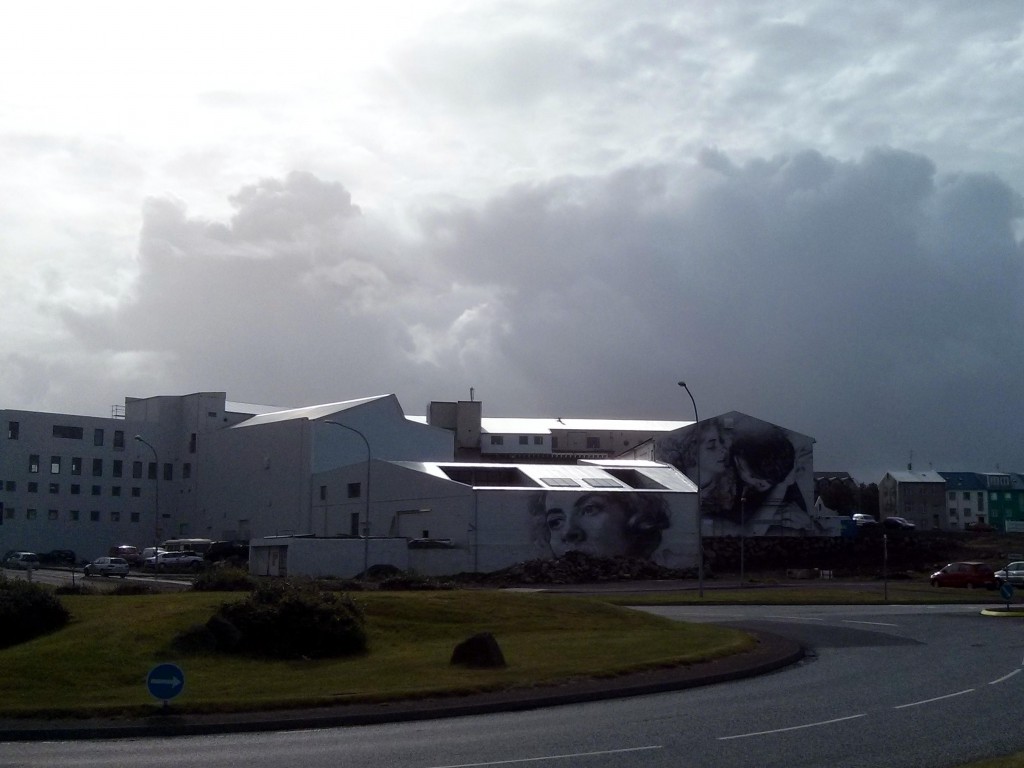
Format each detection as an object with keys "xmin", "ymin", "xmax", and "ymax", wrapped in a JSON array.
[{"xmin": 147, "ymin": 663, "xmax": 185, "ymax": 702}]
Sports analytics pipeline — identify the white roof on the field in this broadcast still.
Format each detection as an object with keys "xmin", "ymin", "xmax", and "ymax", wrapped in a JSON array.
[
  {"xmin": 231, "ymin": 395, "xmax": 390, "ymax": 428},
  {"xmin": 478, "ymin": 417, "xmax": 690, "ymax": 435},
  {"xmin": 886, "ymin": 470, "xmax": 946, "ymax": 483}
]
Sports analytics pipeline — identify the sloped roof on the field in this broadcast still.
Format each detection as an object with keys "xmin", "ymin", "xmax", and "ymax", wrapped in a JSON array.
[
  {"xmin": 479, "ymin": 417, "xmax": 690, "ymax": 435},
  {"xmin": 885, "ymin": 470, "xmax": 945, "ymax": 483},
  {"xmin": 230, "ymin": 395, "xmax": 392, "ymax": 428}
]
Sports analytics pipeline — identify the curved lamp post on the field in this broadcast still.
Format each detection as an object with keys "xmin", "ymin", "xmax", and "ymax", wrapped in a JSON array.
[
  {"xmin": 323, "ymin": 420, "xmax": 371, "ymax": 577},
  {"xmin": 677, "ymin": 381, "xmax": 704, "ymax": 597},
  {"xmin": 133, "ymin": 435, "xmax": 160, "ymax": 577}
]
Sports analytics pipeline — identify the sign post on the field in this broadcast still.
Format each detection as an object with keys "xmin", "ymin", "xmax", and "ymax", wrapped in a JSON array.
[
  {"xmin": 1000, "ymin": 581, "xmax": 1014, "ymax": 609},
  {"xmin": 147, "ymin": 663, "xmax": 185, "ymax": 708}
]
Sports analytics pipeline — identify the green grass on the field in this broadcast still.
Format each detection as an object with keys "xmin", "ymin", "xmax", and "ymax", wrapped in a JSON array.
[{"xmin": 0, "ymin": 590, "xmax": 751, "ymax": 718}]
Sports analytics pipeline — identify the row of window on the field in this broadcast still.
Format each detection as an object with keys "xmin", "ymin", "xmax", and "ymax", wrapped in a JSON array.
[
  {"xmin": 489, "ymin": 435, "xmax": 547, "ymax": 447},
  {"xmin": 2, "ymin": 507, "xmax": 141, "ymax": 523},
  {"xmin": 7, "ymin": 421, "xmax": 127, "ymax": 448},
  {"xmin": 0, "ymin": 480, "xmax": 146, "ymax": 498},
  {"xmin": 20, "ymin": 455, "xmax": 189, "ymax": 481}
]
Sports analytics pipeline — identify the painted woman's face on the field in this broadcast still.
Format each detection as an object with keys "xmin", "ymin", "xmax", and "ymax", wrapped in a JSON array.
[
  {"xmin": 544, "ymin": 493, "xmax": 631, "ymax": 557},
  {"xmin": 698, "ymin": 427, "xmax": 730, "ymax": 486}
]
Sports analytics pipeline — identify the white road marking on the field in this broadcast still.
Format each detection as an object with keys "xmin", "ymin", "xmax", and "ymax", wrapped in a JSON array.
[
  {"xmin": 841, "ymin": 619, "xmax": 899, "ymax": 627},
  {"xmin": 765, "ymin": 615, "xmax": 825, "ymax": 622},
  {"xmin": 718, "ymin": 714, "xmax": 866, "ymax": 740},
  {"xmin": 989, "ymin": 669, "xmax": 1021, "ymax": 685},
  {"xmin": 893, "ymin": 689, "xmax": 974, "ymax": 709},
  {"xmin": 424, "ymin": 745, "xmax": 662, "ymax": 767}
]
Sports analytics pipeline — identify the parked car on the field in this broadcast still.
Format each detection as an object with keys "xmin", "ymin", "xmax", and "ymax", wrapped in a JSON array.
[
  {"xmin": 995, "ymin": 561, "xmax": 1024, "ymax": 586},
  {"xmin": 2, "ymin": 551, "xmax": 41, "ymax": 570},
  {"xmin": 144, "ymin": 550, "xmax": 205, "ymax": 572},
  {"xmin": 965, "ymin": 521, "xmax": 995, "ymax": 532},
  {"xmin": 852, "ymin": 513, "xmax": 879, "ymax": 527},
  {"xmin": 204, "ymin": 540, "xmax": 250, "ymax": 565},
  {"xmin": 882, "ymin": 516, "xmax": 916, "ymax": 531},
  {"xmin": 109, "ymin": 545, "xmax": 144, "ymax": 566},
  {"xmin": 39, "ymin": 549, "xmax": 77, "ymax": 567},
  {"xmin": 83, "ymin": 556, "xmax": 130, "ymax": 578},
  {"xmin": 930, "ymin": 561, "xmax": 998, "ymax": 589}
]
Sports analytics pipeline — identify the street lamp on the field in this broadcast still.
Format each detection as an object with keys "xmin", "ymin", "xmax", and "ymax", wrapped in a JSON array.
[
  {"xmin": 134, "ymin": 435, "xmax": 160, "ymax": 577},
  {"xmin": 677, "ymin": 381, "xmax": 704, "ymax": 597},
  {"xmin": 323, "ymin": 420, "xmax": 372, "ymax": 577}
]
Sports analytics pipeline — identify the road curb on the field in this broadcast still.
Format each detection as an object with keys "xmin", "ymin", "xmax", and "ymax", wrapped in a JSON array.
[{"xmin": 0, "ymin": 630, "xmax": 803, "ymax": 742}]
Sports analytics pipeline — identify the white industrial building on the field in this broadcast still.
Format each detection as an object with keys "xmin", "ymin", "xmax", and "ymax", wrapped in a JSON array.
[{"xmin": 2, "ymin": 391, "xmax": 822, "ymax": 577}]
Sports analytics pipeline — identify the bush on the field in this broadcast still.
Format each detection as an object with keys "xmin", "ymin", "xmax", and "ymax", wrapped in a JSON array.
[
  {"xmin": 215, "ymin": 580, "xmax": 367, "ymax": 659},
  {"xmin": 0, "ymin": 578, "xmax": 71, "ymax": 648},
  {"xmin": 54, "ymin": 583, "xmax": 97, "ymax": 596},
  {"xmin": 108, "ymin": 582, "xmax": 158, "ymax": 596},
  {"xmin": 192, "ymin": 566, "xmax": 255, "ymax": 592}
]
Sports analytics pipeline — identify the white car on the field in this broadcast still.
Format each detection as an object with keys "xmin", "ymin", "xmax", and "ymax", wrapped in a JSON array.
[
  {"xmin": 3, "ymin": 551, "xmax": 41, "ymax": 570},
  {"xmin": 83, "ymin": 556, "xmax": 130, "ymax": 578},
  {"xmin": 144, "ymin": 551, "xmax": 205, "ymax": 572},
  {"xmin": 995, "ymin": 561, "xmax": 1024, "ymax": 586}
]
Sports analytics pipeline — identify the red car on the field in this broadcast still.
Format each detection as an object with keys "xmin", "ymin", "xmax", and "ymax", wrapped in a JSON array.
[{"xmin": 930, "ymin": 561, "xmax": 998, "ymax": 589}]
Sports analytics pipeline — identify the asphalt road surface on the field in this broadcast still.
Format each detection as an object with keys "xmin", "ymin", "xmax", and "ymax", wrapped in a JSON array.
[{"xmin": 3, "ymin": 604, "xmax": 1023, "ymax": 768}]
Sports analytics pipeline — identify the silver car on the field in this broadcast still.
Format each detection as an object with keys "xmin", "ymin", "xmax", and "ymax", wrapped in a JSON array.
[
  {"xmin": 83, "ymin": 556, "xmax": 130, "ymax": 578},
  {"xmin": 3, "ymin": 551, "xmax": 41, "ymax": 570},
  {"xmin": 995, "ymin": 561, "xmax": 1024, "ymax": 586}
]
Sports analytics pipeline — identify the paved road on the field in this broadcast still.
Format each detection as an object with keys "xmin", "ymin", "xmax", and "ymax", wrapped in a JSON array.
[{"xmin": 4, "ymin": 604, "xmax": 1023, "ymax": 768}]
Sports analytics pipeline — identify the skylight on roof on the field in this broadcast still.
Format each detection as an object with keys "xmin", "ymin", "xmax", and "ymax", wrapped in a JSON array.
[
  {"xmin": 583, "ymin": 477, "xmax": 622, "ymax": 488},
  {"xmin": 540, "ymin": 477, "xmax": 581, "ymax": 487}
]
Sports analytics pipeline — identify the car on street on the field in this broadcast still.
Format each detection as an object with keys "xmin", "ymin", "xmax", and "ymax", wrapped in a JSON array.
[
  {"xmin": 882, "ymin": 516, "xmax": 916, "ymax": 531},
  {"xmin": 930, "ymin": 561, "xmax": 998, "ymax": 589},
  {"xmin": 2, "ymin": 551, "xmax": 41, "ymax": 570},
  {"xmin": 83, "ymin": 556, "xmax": 130, "ymax": 578},
  {"xmin": 995, "ymin": 561, "xmax": 1024, "ymax": 586},
  {"xmin": 40, "ymin": 549, "xmax": 78, "ymax": 567},
  {"xmin": 965, "ymin": 521, "xmax": 995, "ymax": 532},
  {"xmin": 144, "ymin": 550, "xmax": 205, "ymax": 572},
  {"xmin": 109, "ymin": 545, "xmax": 144, "ymax": 566},
  {"xmin": 852, "ymin": 513, "xmax": 879, "ymax": 527}
]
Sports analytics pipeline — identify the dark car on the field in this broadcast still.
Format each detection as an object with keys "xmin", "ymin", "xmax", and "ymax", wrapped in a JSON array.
[
  {"xmin": 882, "ymin": 516, "xmax": 916, "ymax": 531},
  {"xmin": 39, "ymin": 549, "xmax": 77, "ymax": 567},
  {"xmin": 930, "ymin": 561, "xmax": 998, "ymax": 589},
  {"xmin": 965, "ymin": 521, "xmax": 995, "ymax": 532},
  {"xmin": 204, "ymin": 540, "xmax": 250, "ymax": 566}
]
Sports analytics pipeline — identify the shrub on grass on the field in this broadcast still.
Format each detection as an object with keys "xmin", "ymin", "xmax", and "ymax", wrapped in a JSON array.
[
  {"xmin": 192, "ymin": 566, "xmax": 255, "ymax": 592},
  {"xmin": 108, "ymin": 582, "xmax": 158, "ymax": 596},
  {"xmin": 54, "ymin": 583, "xmax": 97, "ymax": 595},
  {"xmin": 214, "ymin": 580, "xmax": 367, "ymax": 659},
  {"xmin": 0, "ymin": 578, "xmax": 71, "ymax": 648}
]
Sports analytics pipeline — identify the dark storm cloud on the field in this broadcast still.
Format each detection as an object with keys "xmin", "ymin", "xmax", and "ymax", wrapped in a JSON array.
[{"xmin": 61, "ymin": 150, "xmax": 1023, "ymax": 482}]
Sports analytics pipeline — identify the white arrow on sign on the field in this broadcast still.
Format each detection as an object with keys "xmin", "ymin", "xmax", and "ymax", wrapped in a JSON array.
[{"xmin": 151, "ymin": 676, "xmax": 182, "ymax": 689}]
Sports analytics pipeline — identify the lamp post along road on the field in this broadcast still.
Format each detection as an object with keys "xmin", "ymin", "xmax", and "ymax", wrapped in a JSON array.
[
  {"xmin": 323, "ymin": 421, "xmax": 372, "ymax": 577},
  {"xmin": 677, "ymin": 381, "xmax": 704, "ymax": 597},
  {"xmin": 133, "ymin": 435, "xmax": 160, "ymax": 577}
]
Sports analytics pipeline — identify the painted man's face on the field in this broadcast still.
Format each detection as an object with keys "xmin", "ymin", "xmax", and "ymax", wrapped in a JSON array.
[{"xmin": 544, "ymin": 493, "xmax": 631, "ymax": 557}]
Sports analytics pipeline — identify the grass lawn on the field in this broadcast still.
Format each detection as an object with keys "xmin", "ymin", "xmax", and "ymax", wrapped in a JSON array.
[{"xmin": 0, "ymin": 589, "xmax": 752, "ymax": 719}]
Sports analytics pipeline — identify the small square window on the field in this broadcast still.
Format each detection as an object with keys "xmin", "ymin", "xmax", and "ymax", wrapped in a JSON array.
[
  {"xmin": 70, "ymin": 484, "xmax": 81, "ymax": 495},
  {"xmin": 28, "ymin": 454, "xmax": 40, "ymax": 473},
  {"xmin": 27, "ymin": 508, "xmax": 38, "ymax": 520},
  {"xmin": 50, "ymin": 456, "xmax": 61, "ymax": 474},
  {"xmin": 90, "ymin": 510, "xmax": 100, "ymax": 522},
  {"xmin": 28, "ymin": 482, "xmax": 38, "ymax": 493},
  {"xmin": 47, "ymin": 509, "xmax": 58, "ymax": 520},
  {"xmin": 69, "ymin": 510, "xmax": 80, "ymax": 521},
  {"xmin": 130, "ymin": 511, "xmax": 140, "ymax": 523},
  {"xmin": 131, "ymin": 487, "xmax": 141, "ymax": 497},
  {"xmin": 112, "ymin": 460, "xmax": 123, "ymax": 478},
  {"xmin": 93, "ymin": 428, "xmax": 104, "ymax": 447},
  {"xmin": 4, "ymin": 481, "xmax": 14, "ymax": 492},
  {"xmin": 347, "ymin": 482, "xmax": 361, "ymax": 499},
  {"xmin": 519, "ymin": 435, "xmax": 529, "ymax": 445},
  {"xmin": 110, "ymin": 511, "xmax": 120, "ymax": 523},
  {"xmin": 49, "ymin": 483, "xmax": 59, "ymax": 494},
  {"xmin": 7, "ymin": 421, "xmax": 19, "ymax": 439},
  {"xmin": 71, "ymin": 457, "xmax": 82, "ymax": 475},
  {"xmin": 111, "ymin": 486, "xmax": 121, "ymax": 497},
  {"xmin": 91, "ymin": 485, "xmax": 101, "ymax": 496}
]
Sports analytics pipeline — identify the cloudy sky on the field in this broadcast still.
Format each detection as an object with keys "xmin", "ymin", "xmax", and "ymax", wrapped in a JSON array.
[{"xmin": 2, "ymin": 1, "xmax": 1022, "ymax": 483}]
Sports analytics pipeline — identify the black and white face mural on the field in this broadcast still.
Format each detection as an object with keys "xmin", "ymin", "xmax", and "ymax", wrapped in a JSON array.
[
  {"xmin": 658, "ymin": 414, "xmax": 817, "ymax": 536},
  {"xmin": 529, "ymin": 491, "xmax": 675, "ymax": 561}
]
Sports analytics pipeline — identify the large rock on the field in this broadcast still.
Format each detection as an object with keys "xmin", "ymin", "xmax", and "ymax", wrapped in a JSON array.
[{"xmin": 450, "ymin": 632, "xmax": 506, "ymax": 668}]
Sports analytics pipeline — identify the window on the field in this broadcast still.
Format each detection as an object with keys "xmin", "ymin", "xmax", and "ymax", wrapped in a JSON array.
[
  {"xmin": 519, "ymin": 435, "xmax": 529, "ymax": 446},
  {"xmin": 350, "ymin": 512, "xmax": 360, "ymax": 536},
  {"xmin": 110, "ymin": 511, "xmax": 120, "ymax": 523},
  {"xmin": 132, "ymin": 461, "xmax": 143, "ymax": 479},
  {"xmin": 319, "ymin": 485, "xmax": 327, "ymax": 501},
  {"xmin": 131, "ymin": 487, "xmax": 141, "ymax": 497},
  {"xmin": 47, "ymin": 509, "xmax": 58, "ymax": 520},
  {"xmin": 111, "ymin": 486, "xmax": 121, "ymax": 497},
  {"xmin": 163, "ymin": 463, "xmax": 173, "ymax": 481},
  {"xmin": 948, "ymin": 491, "xmax": 955, "ymax": 500},
  {"xmin": 189, "ymin": 433, "xmax": 197, "ymax": 453},
  {"xmin": 70, "ymin": 484, "xmax": 80, "ymax": 495},
  {"xmin": 347, "ymin": 482, "xmax": 361, "ymax": 498},
  {"xmin": 182, "ymin": 463, "xmax": 191, "ymax": 479},
  {"xmin": 534, "ymin": 436, "xmax": 543, "ymax": 445},
  {"xmin": 93, "ymin": 428, "xmax": 104, "ymax": 446},
  {"xmin": 963, "ymin": 491, "xmax": 970, "ymax": 500},
  {"xmin": 979, "ymin": 494, "xmax": 985, "ymax": 511},
  {"xmin": 52, "ymin": 425, "xmax": 83, "ymax": 439},
  {"xmin": 92, "ymin": 458, "xmax": 103, "ymax": 477},
  {"xmin": 27, "ymin": 482, "xmax": 38, "ymax": 493},
  {"xmin": 490, "ymin": 435, "xmax": 504, "ymax": 446},
  {"xmin": 3, "ymin": 507, "xmax": 13, "ymax": 519},
  {"xmin": 29, "ymin": 454, "xmax": 40, "ymax": 473},
  {"xmin": 48, "ymin": 483, "xmax": 59, "ymax": 494},
  {"xmin": 69, "ymin": 510, "xmax": 79, "ymax": 521},
  {"xmin": 50, "ymin": 456, "xmax": 61, "ymax": 474},
  {"xmin": 541, "ymin": 477, "xmax": 581, "ymax": 487},
  {"xmin": 91, "ymin": 485, "xmax": 101, "ymax": 496},
  {"xmin": 148, "ymin": 462, "xmax": 157, "ymax": 480},
  {"xmin": 4, "ymin": 481, "xmax": 14, "ymax": 492},
  {"xmin": 113, "ymin": 430, "xmax": 124, "ymax": 449},
  {"xmin": 90, "ymin": 510, "xmax": 100, "ymax": 522},
  {"xmin": 71, "ymin": 457, "xmax": 82, "ymax": 475},
  {"xmin": 7, "ymin": 421, "xmax": 18, "ymax": 439},
  {"xmin": 586, "ymin": 437, "xmax": 601, "ymax": 450},
  {"xmin": 130, "ymin": 512, "xmax": 139, "ymax": 523},
  {"xmin": 112, "ymin": 460, "xmax": 123, "ymax": 478},
  {"xmin": 27, "ymin": 508, "xmax": 37, "ymax": 520}
]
